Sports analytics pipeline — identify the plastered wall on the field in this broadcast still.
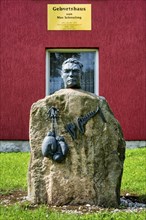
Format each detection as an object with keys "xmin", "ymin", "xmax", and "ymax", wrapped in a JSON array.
[{"xmin": 0, "ymin": 0, "xmax": 145, "ymax": 140}]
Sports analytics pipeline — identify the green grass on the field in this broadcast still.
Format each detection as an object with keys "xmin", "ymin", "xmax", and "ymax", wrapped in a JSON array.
[
  {"xmin": 0, "ymin": 149, "xmax": 145, "ymax": 196},
  {"xmin": 0, "ymin": 205, "xmax": 145, "ymax": 220},
  {"xmin": 0, "ymin": 148, "xmax": 146, "ymax": 220},
  {"xmin": 121, "ymin": 148, "xmax": 146, "ymax": 196},
  {"xmin": 0, "ymin": 153, "xmax": 30, "ymax": 193}
]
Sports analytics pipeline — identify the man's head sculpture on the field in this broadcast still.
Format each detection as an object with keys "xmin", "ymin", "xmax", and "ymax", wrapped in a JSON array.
[{"xmin": 61, "ymin": 58, "xmax": 83, "ymax": 89}]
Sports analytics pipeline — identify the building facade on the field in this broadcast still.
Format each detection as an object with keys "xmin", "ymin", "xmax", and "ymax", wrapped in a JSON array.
[{"xmin": 0, "ymin": 0, "xmax": 145, "ymax": 141}]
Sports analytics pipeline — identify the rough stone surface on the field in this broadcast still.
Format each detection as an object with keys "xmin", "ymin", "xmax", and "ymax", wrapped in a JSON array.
[{"xmin": 28, "ymin": 89, "xmax": 125, "ymax": 207}]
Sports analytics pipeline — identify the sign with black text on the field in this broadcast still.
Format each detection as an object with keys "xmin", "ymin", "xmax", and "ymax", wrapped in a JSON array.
[{"xmin": 47, "ymin": 4, "xmax": 91, "ymax": 30}]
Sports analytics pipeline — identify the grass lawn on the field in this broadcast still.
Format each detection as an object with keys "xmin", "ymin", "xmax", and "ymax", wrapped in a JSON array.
[
  {"xmin": 121, "ymin": 148, "xmax": 146, "ymax": 198},
  {"xmin": 0, "ymin": 148, "xmax": 146, "ymax": 219},
  {"xmin": 0, "ymin": 153, "xmax": 29, "ymax": 193},
  {"xmin": 1, "ymin": 205, "xmax": 145, "ymax": 220}
]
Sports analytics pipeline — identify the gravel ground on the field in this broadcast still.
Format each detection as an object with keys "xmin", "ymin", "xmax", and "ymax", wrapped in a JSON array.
[{"xmin": 0, "ymin": 190, "xmax": 145, "ymax": 214}]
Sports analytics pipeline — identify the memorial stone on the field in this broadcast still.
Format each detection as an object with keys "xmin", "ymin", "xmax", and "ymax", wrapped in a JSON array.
[{"xmin": 28, "ymin": 58, "xmax": 125, "ymax": 207}]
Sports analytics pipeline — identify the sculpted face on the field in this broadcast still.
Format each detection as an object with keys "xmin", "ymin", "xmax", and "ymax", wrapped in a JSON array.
[{"xmin": 61, "ymin": 62, "xmax": 82, "ymax": 88}]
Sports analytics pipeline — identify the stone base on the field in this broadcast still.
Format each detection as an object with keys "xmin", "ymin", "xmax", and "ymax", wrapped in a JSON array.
[
  {"xmin": 0, "ymin": 140, "xmax": 145, "ymax": 152},
  {"xmin": 28, "ymin": 89, "xmax": 125, "ymax": 207},
  {"xmin": 0, "ymin": 140, "xmax": 30, "ymax": 152}
]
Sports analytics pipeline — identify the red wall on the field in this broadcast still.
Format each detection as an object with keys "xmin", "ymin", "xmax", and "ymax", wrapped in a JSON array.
[{"xmin": 0, "ymin": 0, "xmax": 145, "ymax": 140}]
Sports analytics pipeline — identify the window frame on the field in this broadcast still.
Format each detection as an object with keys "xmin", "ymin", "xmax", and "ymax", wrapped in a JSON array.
[{"xmin": 46, "ymin": 48, "xmax": 99, "ymax": 95}]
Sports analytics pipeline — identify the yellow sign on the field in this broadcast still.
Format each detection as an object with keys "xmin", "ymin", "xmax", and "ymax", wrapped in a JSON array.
[{"xmin": 47, "ymin": 4, "xmax": 91, "ymax": 30}]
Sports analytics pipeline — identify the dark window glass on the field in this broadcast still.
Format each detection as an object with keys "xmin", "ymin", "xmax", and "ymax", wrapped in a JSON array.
[{"xmin": 49, "ymin": 52, "xmax": 95, "ymax": 94}]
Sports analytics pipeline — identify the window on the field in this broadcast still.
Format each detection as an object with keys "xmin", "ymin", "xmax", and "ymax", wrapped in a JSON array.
[{"xmin": 46, "ymin": 49, "xmax": 99, "ymax": 95}]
